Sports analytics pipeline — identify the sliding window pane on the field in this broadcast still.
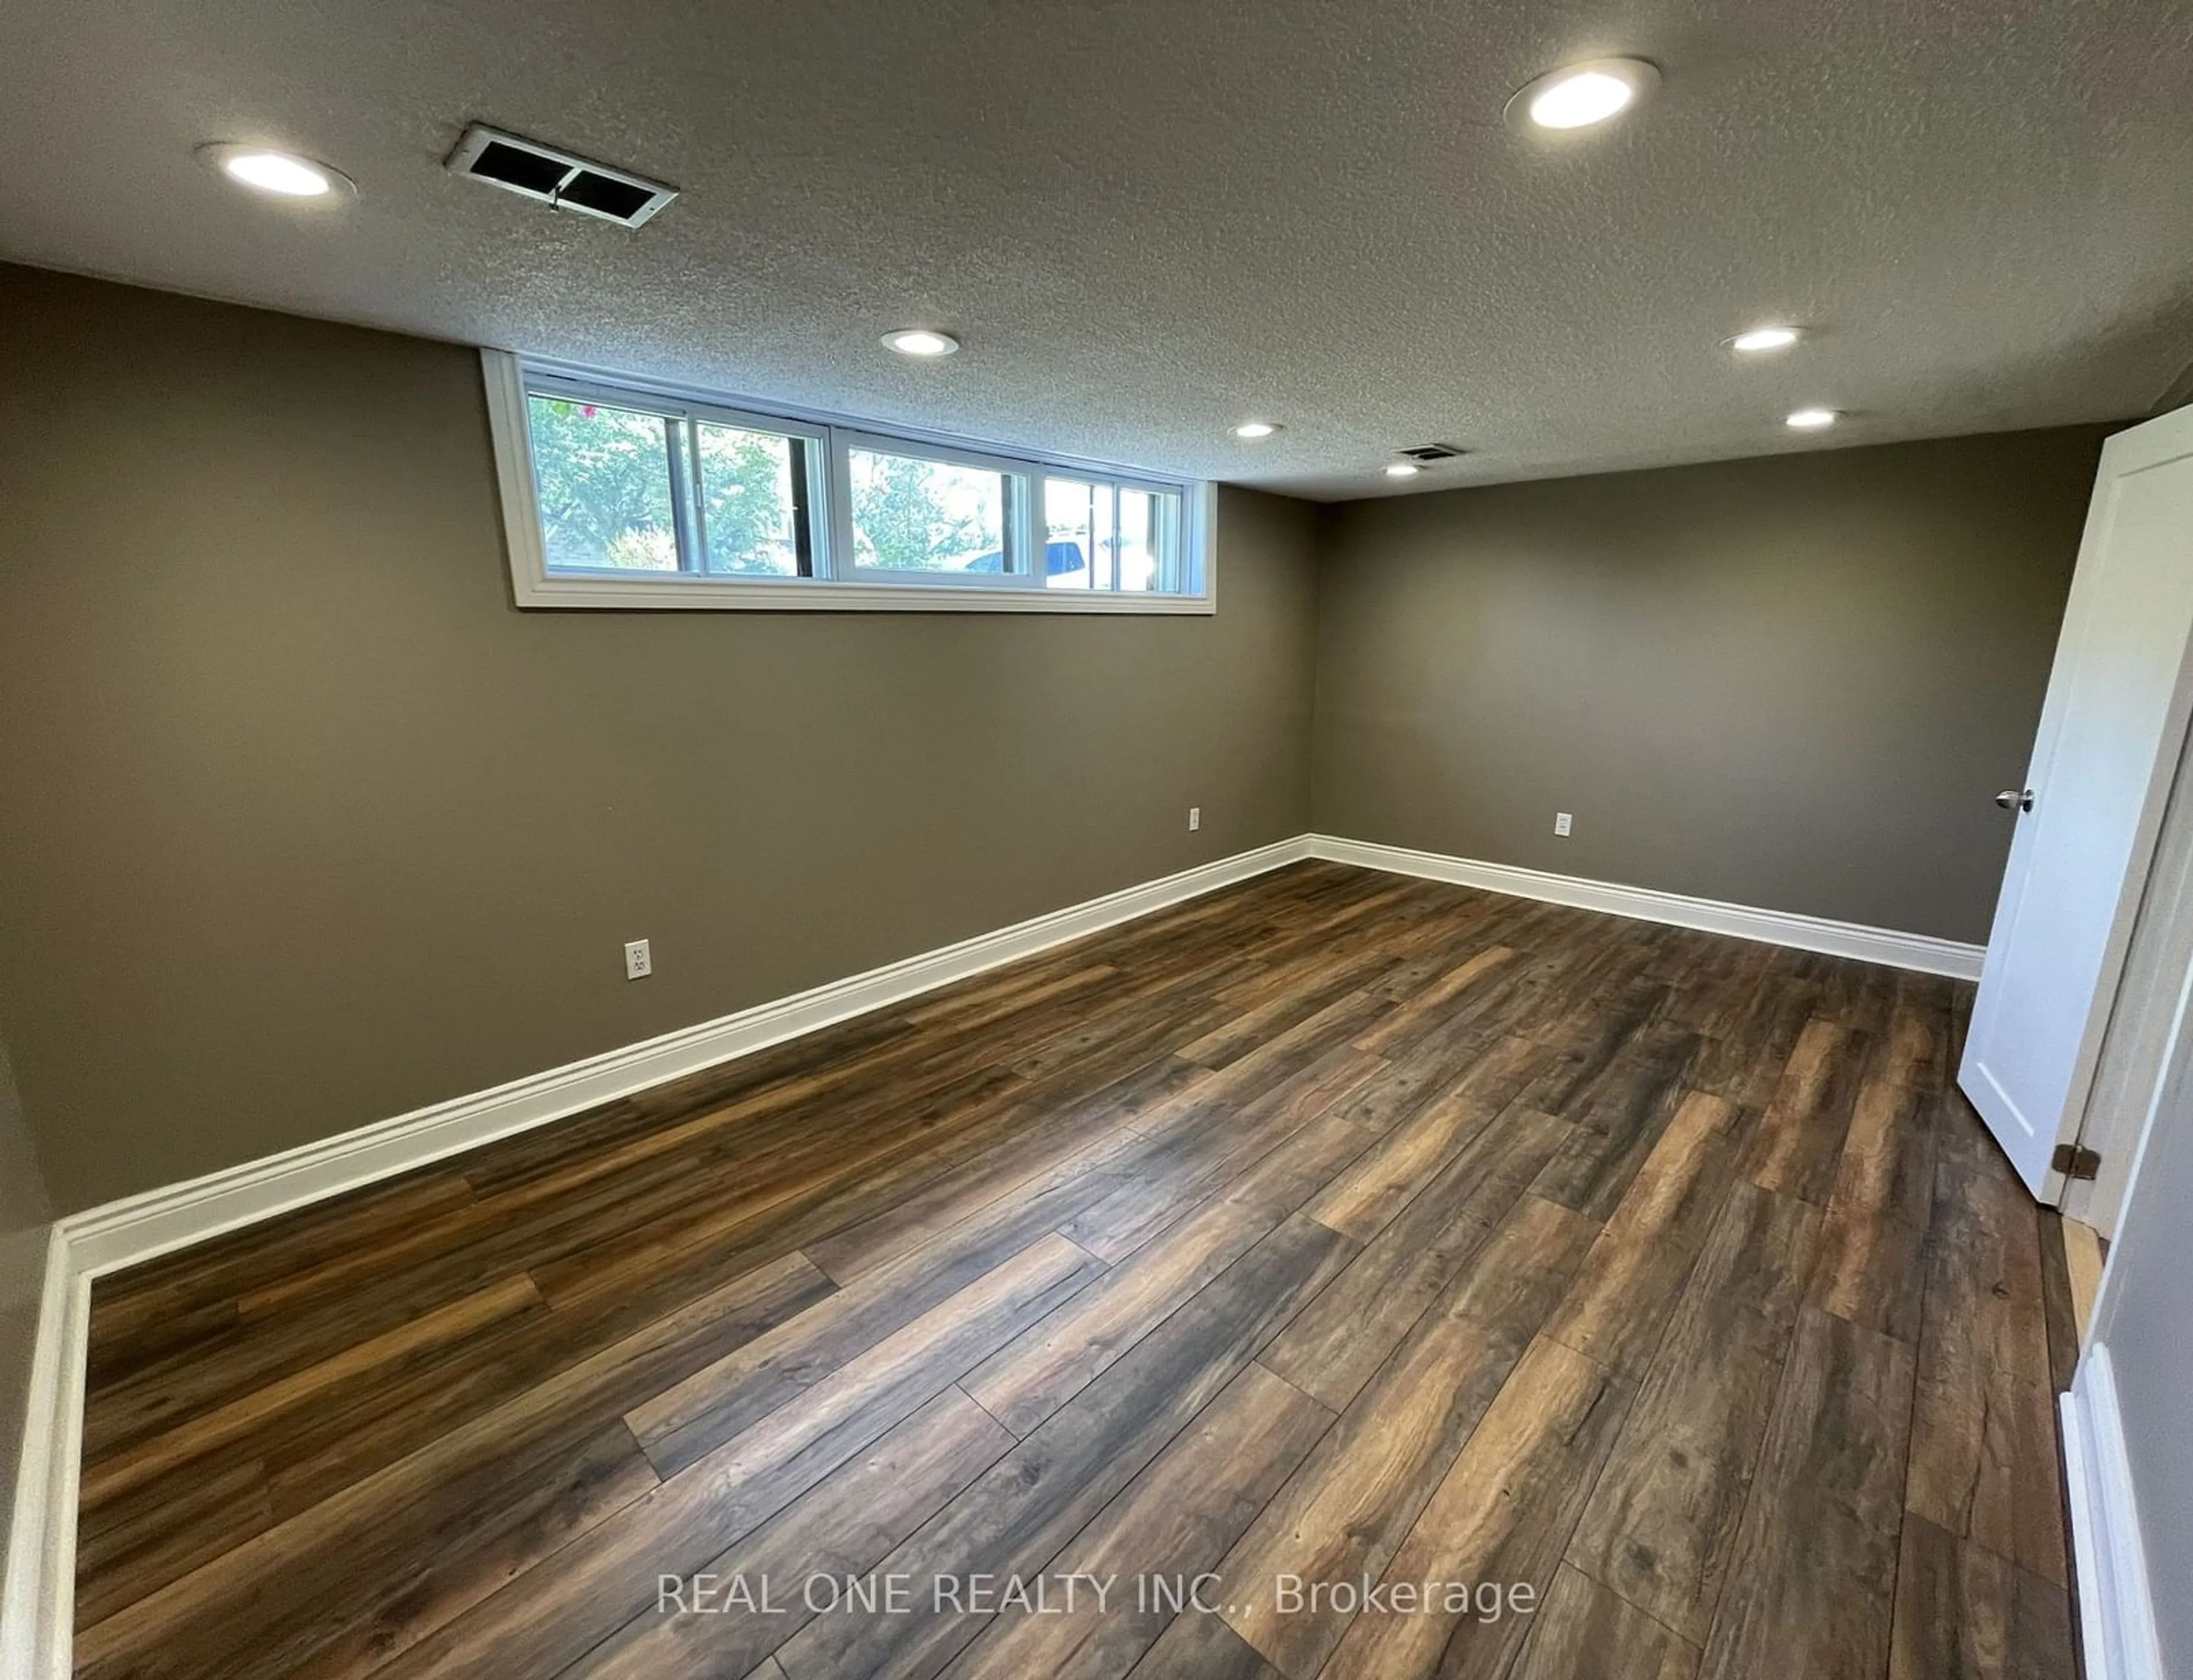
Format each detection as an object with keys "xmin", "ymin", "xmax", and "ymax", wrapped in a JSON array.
[
  {"xmin": 848, "ymin": 447, "xmax": 1010, "ymax": 573},
  {"xmin": 526, "ymin": 395, "xmax": 681, "ymax": 571},
  {"xmin": 697, "ymin": 423, "xmax": 804, "ymax": 575},
  {"xmin": 1046, "ymin": 477, "xmax": 1178, "ymax": 591},
  {"xmin": 1117, "ymin": 488, "xmax": 1176, "ymax": 592},
  {"xmin": 1043, "ymin": 477, "xmax": 1099, "ymax": 590}
]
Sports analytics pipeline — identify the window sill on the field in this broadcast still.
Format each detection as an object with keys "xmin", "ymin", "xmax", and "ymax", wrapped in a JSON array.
[{"xmin": 509, "ymin": 573, "xmax": 1216, "ymax": 614}]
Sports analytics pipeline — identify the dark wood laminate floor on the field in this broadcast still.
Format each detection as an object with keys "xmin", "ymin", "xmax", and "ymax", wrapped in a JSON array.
[{"xmin": 73, "ymin": 862, "xmax": 2078, "ymax": 1680}]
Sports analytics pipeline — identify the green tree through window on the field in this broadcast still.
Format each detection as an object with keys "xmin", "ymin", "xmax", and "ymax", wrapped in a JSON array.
[
  {"xmin": 849, "ymin": 449, "xmax": 1000, "ymax": 572},
  {"xmin": 527, "ymin": 396, "xmax": 677, "ymax": 569},
  {"xmin": 527, "ymin": 397, "xmax": 801, "ymax": 573},
  {"xmin": 695, "ymin": 424, "xmax": 798, "ymax": 575}
]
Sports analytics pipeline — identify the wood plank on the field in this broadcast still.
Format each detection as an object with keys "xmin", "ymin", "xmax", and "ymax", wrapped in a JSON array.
[
  {"xmin": 1316, "ymin": 1335, "xmax": 1632, "ymax": 1680},
  {"xmin": 1740, "ymin": 1018, "xmax": 1873, "ymax": 1206},
  {"xmin": 1564, "ymin": 1181, "xmax": 1820, "ymax": 1642},
  {"xmin": 1314, "ymin": 1026, "xmax": 1539, "ymax": 1143},
  {"xmin": 1178, "ymin": 946, "xmax": 1407, "ymax": 1069},
  {"xmin": 961, "ymin": 1193, "xmax": 1279, "ymax": 1438},
  {"xmin": 1524, "ymin": 975, "xmax": 1676, "ymax": 1097},
  {"xmin": 1695, "ymin": 1308, "xmax": 1916, "ymax": 1680},
  {"xmin": 629, "ymin": 1234, "xmax": 1103, "ymax": 1477},
  {"xmin": 75, "ymin": 1417, "xmax": 660, "ymax": 1680},
  {"xmin": 1349, "ymin": 946, "xmax": 1519, "ymax": 1056},
  {"xmin": 241, "ymin": 1052, "xmax": 1023, "ymax": 1317},
  {"xmin": 448, "ymin": 1002, "xmax": 929, "ymax": 1195},
  {"xmin": 85, "ymin": 1267, "xmax": 548, "ymax": 1468},
  {"xmin": 560, "ymin": 1387, "xmax": 1016, "ymax": 1680},
  {"xmin": 935, "ymin": 1362, "xmax": 1331, "ymax": 1680},
  {"xmin": 1433, "ymin": 1193, "xmax": 1600, "ymax": 1329},
  {"xmin": 364, "ymin": 1235, "xmax": 1104, "ymax": 1679},
  {"xmin": 1807, "ymin": 953, "xmax": 1899, "ymax": 1040},
  {"xmin": 87, "ymin": 1171, "xmax": 480, "ymax": 1345},
  {"xmin": 1886, "ymin": 1512, "xmax": 2075, "ymax": 1680},
  {"xmin": 82, "ymin": 1299, "xmax": 242, "ymax": 1406},
  {"xmin": 901, "ymin": 963, "xmax": 1120, "ymax": 1028},
  {"xmin": 79, "ymin": 1276, "xmax": 546, "ymax": 1509},
  {"xmin": 1540, "ymin": 1089, "xmax": 1742, "ymax": 1376},
  {"xmin": 1122, "ymin": 1610, "xmax": 1285, "ymax": 1680},
  {"xmin": 1528, "ymin": 1031, "xmax": 1708, "ymax": 1224},
  {"xmin": 2034, "ymin": 1213, "xmax": 2080, "ymax": 1396},
  {"xmin": 1217, "ymin": 1195, "xmax": 1594, "ymax": 1678},
  {"xmin": 1653, "ymin": 938, "xmax": 1773, "ymax": 1040},
  {"xmin": 1057, "ymin": 1047, "xmax": 1383, "ymax": 1264},
  {"xmin": 556, "ymin": 1044, "xmax": 1180, "ymax": 1326},
  {"xmin": 620, "ymin": 1177, "xmax": 1121, "ymax": 1477},
  {"xmin": 1872, "ymin": 972, "xmax": 1955, "ymax": 1095},
  {"xmin": 1906, "ymin": 1111, "xmax": 2066, "ymax": 1587},
  {"xmin": 800, "ymin": 1119, "xmax": 1139, "ymax": 1284},
  {"xmin": 245, "ymin": 1424, "xmax": 664, "ymax": 1680},
  {"xmin": 1505, "ymin": 1564, "xmax": 1701, "ymax": 1680},
  {"xmin": 253, "ymin": 1250, "xmax": 836, "ymax": 1523},
  {"xmin": 73, "ymin": 1458, "xmax": 272, "ymax": 1629},
  {"xmin": 517, "ymin": 1064, "xmax": 1078, "ymax": 1313},
  {"xmin": 768, "ymin": 1213, "xmax": 1355, "ymax": 1680},
  {"xmin": 1261, "ymin": 1106, "xmax": 1572, "ymax": 1412},
  {"xmin": 1156, "ymin": 988, "xmax": 1392, "ymax": 1104},
  {"xmin": 2061, "ymin": 1218, "xmax": 2103, "ymax": 1341},
  {"xmin": 1806, "ymin": 1074, "xmax": 1937, "ymax": 1343},
  {"xmin": 1682, "ymin": 974, "xmax": 1816, "ymax": 1110},
  {"xmin": 1303, "ymin": 1036, "xmax": 1548, "ymax": 1242}
]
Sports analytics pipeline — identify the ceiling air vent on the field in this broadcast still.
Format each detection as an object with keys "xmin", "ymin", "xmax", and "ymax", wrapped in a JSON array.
[
  {"xmin": 444, "ymin": 124, "xmax": 678, "ymax": 228},
  {"xmin": 1397, "ymin": 443, "xmax": 1468, "ymax": 463}
]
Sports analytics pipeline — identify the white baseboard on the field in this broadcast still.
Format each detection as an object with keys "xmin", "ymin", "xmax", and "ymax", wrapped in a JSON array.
[
  {"xmin": 1, "ymin": 1228, "xmax": 82, "ymax": 1680},
  {"xmin": 1303, "ymin": 835, "xmax": 1986, "ymax": 979},
  {"xmin": 0, "ymin": 826, "xmax": 1986, "ymax": 1676},
  {"xmin": 2062, "ymin": 1344, "xmax": 2163, "ymax": 1680}
]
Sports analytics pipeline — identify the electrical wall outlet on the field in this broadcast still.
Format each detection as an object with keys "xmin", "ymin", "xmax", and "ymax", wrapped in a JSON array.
[
  {"xmin": 624, "ymin": 938, "xmax": 652, "ymax": 980},
  {"xmin": 1553, "ymin": 812, "xmax": 1573, "ymax": 838},
  {"xmin": 1188, "ymin": 806, "xmax": 1201, "ymax": 831}
]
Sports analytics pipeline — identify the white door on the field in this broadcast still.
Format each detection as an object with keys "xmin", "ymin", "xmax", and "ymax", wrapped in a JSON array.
[{"xmin": 1961, "ymin": 403, "xmax": 2193, "ymax": 1201}]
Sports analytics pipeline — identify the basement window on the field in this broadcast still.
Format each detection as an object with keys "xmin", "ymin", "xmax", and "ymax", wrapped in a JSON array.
[{"xmin": 483, "ymin": 352, "xmax": 1213, "ymax": 613}]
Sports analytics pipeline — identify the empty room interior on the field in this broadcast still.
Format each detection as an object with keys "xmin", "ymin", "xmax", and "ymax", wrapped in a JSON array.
[{"xmin": 3, "ymin": 3, "xmax": 2193, "ymax": 1678}]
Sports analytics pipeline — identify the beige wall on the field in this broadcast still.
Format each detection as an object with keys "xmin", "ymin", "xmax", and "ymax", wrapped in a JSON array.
[
  {"xmin": 1310, "ymin": 429, "xmax": 2109, "ymax": 944},
  {"xmin": 0, "ymin": 265, "xmax": 1319, "ymax": 1211},
  {"xmin": 0, "ymin": 262, "xmax": 2113, "ymax": 1215}
]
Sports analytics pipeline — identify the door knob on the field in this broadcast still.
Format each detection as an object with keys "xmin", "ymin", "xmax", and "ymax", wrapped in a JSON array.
[{"xmin": 1996, "ymin": 788, "xmax": 2034, "ymax": 812}]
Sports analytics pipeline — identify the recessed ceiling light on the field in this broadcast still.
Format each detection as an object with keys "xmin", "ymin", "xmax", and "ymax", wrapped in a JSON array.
[
  {"xmin": 1508, "ymin": 58, "xmax": 1660, "ymax": 131},
  {"xmin": 882, "ymin": 329, "xmax": 959, "ymax": 358},
  {"xmin": 1385, "ymin": 463, "xmax": 1423, "ymax": 478},
  {"xmin": 1728, "ymin": 325, "xmax": 1804, "ymax": 354},
  {"xmin": 1785, "ymin": 407, "xmax": 1839, "ymax": 429},
  {"xmin": 196, "ymin": 143, "xmax": 351, "ymax": 200},
  {"xmin": 1232, "ymin": 421, "xmax": 1279, "ymax": 439}
]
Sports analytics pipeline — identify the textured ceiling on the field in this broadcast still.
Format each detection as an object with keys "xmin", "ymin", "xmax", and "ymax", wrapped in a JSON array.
[{"xmin": 2, "ymin": 0, "xmax": 2190, "ymax": 498}]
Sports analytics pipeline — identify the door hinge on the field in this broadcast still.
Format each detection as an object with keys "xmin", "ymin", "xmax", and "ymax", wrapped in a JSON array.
[{"xmin": 2052, "ymin": 1143, "xmax": 2103, "ymax": 1181}]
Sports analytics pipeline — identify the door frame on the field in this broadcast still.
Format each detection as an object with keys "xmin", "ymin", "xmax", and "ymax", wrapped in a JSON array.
[{"xmin": 2068, "ymin": 686, "xmax": 2193, "ymax": 1238}]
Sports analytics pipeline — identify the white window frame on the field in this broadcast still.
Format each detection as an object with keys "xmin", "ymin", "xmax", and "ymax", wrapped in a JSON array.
[{"xmin": 483, "ymin": 349, "xmax": 1216, "ymax": 613}]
